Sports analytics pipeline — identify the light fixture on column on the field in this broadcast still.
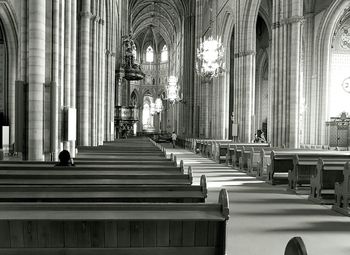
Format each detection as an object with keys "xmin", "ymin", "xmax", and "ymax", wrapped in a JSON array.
[
  {"xmin": 164, "ymin": 76, "xmax": 183, "ymax": 104},
  {"xmin": 196, "ymin": 36, "xmax": 225, "ymax": 79}
]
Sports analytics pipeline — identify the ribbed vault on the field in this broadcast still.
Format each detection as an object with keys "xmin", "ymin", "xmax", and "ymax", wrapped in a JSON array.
[{"xmin": 130, "ymin": 0, "xmax": 187, "ymax": 53}]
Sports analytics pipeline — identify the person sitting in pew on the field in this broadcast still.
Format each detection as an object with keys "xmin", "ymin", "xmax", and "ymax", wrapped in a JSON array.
[{"xmin": 55, "ymin": 150, "xmax": 75, "ymax": 167}]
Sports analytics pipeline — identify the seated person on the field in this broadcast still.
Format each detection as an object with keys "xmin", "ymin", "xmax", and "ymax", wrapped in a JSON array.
[{"xmin": 55, "ymin": 150, "xmax": 75, "ymax": 166}]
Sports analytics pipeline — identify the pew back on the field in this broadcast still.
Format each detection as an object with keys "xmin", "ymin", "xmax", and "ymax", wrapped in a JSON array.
[{"xmin": 0, "ymin": 189, "xmax": 229, "ymax": 255}]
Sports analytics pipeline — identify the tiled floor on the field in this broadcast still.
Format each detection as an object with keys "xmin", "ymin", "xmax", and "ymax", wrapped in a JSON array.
[{"xmin": 161, "ymin": 143, "xmax": 350, "ymax": 255}]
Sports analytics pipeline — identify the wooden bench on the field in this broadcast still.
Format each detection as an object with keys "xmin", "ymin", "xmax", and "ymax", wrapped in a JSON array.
[
  {"xmin": 309, "ymin": 159, "xmax": 345, "ymax": 203},
  {"xmin": 212, "ymin": 141, "xmax": 232, "ymax": 164},
  {"xmin": 202, "ymin": 140, "xmax": 214, "ymax": 158},
  {"xmin": 230, "ymin": 143, "xmax": 270, "ymax": 168},
  {"xmin": 267, "ymin": 150, "xmax": 350, "ymax": 185},
  {"xmin": 0, "ymin": 164, "xmax": 194, "ymax": 185},
  {"xmin": 0, "ymin": 189, "xmax": 229, "ymax": 255},
  {"xmin": 332, "ymin": 161, "xmax": 350, "ymax": 216},
  {"xmin": 0, "ymin": 174, "xmax": 207, "ymax": 203},
  {"xmin": 256, "ymin": 147, "xmax": 284, "ymax": 179},
  {"xmin": 285, "ymin": 236, "xmax": 308, "ymax": 255},
  {"xmin": 288, "ymin": 153, "xmax": 350, "ymax": 191}
]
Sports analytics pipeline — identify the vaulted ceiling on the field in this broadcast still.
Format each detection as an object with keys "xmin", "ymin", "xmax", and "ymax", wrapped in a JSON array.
[{"xmin": 129, "ymin": 0, "xmax": 187, "ymax": 52}]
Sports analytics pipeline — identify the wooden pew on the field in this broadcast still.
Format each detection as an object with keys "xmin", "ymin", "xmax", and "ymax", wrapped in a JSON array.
[
  {"xmin": 284, "ymin": 236, "xmax": 308, "ymax": 255},
  {"xmin": 231, "ymin": 143, "xmax": 270, "ymax": 168},
  {"xmin": 267, "ymin": 150, "xmax": 350, "ymax": 185},
  {"xmin": 332, "ymin": 161, "xmax": 350, "ymax": 216},
  {"xmin": 0, "ymin": 165, "xmax": 194, "ymax": 185},
  {"xmin": 0, "ymin": 174, "xmax": 207, "ymax": 203},
  {"xmin": 202, "ymin": 140, "xmax": 214, "ymax": 158},
  {"xmin": 213, "ymin": 141, "xmax": 232, "ymax": 164},
  {"xmin": 246, "ymin": 147, "xmax": 268, "ymax": 175},
  {"xmin": 288, "ymin": 153, "xmax": 350, "ymax": 191},
  {"xmin": 0, "ymin": 189, "xmax": 229, "ymax": 255},
  {"xmin": 309, "ymin": 159, "xmax": 345, "ymax": 204}
]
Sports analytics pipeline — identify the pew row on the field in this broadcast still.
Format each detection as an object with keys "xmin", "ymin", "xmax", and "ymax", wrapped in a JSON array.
[
  {"xmin": 267, "ymin": 151, "xmax": 350, "ymax": 185},
  {"xmin": 0, "ymin": 174, "xmax": 207, "ymax": 203},
  {"xmin": 0, "ymin": 166, "xmax": 193, "ymax": 185},
  {"xmin": 288, "ymin": 154, "xmax": 350, "ymax": 191},
  {"xmin": 309, "ymin": 159, "xmax": 345, "ymax": 204},
  {"xmin": 229, "ymin": 143, "xmax": 270, "ymax": 168},
  {"xmin": 0, "ymin": 189, "xmax": 229, "ymax": 255},
  {"xmin": 332, "ymin": 162, "xmax": 350, "ymax": 216}
]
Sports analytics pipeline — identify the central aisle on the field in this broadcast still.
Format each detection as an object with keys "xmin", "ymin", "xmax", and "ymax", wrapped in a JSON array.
[{"xmin": 161, "ymin": 144, "xmax": 350, "ymax": 255}]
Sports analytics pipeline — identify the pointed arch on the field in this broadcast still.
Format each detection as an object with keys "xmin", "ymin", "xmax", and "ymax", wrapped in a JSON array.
[
  {"xmin": 0, "ymin": 1, "xmax": 19, "ymax": 145},
  {"xmin": 314, "ymin": 0, "xmax": 350, "ymax": 144}
]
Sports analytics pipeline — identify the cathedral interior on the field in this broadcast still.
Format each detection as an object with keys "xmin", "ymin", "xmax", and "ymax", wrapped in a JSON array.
[{"xmin": 0, "ymin": 0, "xmax": 350, "ymax": 254}]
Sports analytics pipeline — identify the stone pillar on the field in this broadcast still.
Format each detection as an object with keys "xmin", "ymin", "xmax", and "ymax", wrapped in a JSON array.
[
  {"xmin": 288, "ymin": 2, "xmax": 303, "ymax": 148},
  {"xmin": 51, "ymin": 0, "xmax": 59, "ymax": 160},
  {"xmin": 203, "ymin": 81, "xmax": 209, "ymax": 138},
  {"xmin": 99, "ymin": 16, "xmax": 106, "ymax": 145},
  {"xmin": 183, "ymin": 0, "xmax": 196, "ymax": 137},
  {"xmin": 28, "ymin": 0, "xmax": 46, "ymax": 160},
  {"xmin": 270, "ymin": 0, "xmax": 303, "ymax": 147},
  {"xmin": 70, "ymin": 0, "xmax": 77, "ymax": 156},
  {"xmin": 63, "ymin": 0, "xmax": 71, "ymax": 151},
  {"xmin": 90, "ymin": 14, "xmax": 98, "ymax": 146},
  {"xmin": 78, "ymin": 0, "xmax": 91, "ymax": 146}
]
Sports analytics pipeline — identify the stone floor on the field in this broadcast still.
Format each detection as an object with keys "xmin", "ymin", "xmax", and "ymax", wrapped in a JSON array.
[{"xmin": 161, "ymin": 143, "xmax": 350, "ymax": 255}]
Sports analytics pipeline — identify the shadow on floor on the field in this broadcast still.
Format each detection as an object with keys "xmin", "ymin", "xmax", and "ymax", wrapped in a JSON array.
[{"xmin": 266, "ymin": 221, "xmax": 350, "ymax": 232}]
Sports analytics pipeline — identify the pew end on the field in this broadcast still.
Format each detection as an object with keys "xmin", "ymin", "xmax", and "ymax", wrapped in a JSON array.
[
  {"xmin": 180, "ymin": 160, "xmax": 184, "ymax": 173},
  {"xmin": 284, "ymin": 236, "xmax": 308, "ymax": 255},
  {"xmin": 218, "ymin": 188, "xmax": 229, "ymax": 220},
  {"xmin": 188, "ymin": 166, "xmax": 193, "ymax": 184},
  {"xmin": 200, "ymin": 174, "xmax": 208, "ymax": 198},
  {"xmin": 332, "ymin": 161, "xmax": 350, "ymax": 216}
]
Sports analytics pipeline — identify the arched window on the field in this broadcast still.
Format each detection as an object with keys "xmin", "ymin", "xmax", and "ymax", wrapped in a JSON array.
[
  {"xmin": 146, "ymin": 46, "xmax": 154, "ymax": 63},
  {"xmin": 161, "ymin": 45, "xmax": 168, "ymax": 62}
]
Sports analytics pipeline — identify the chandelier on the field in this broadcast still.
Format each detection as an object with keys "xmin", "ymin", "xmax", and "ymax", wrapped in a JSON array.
[
  {"xmin": 196, "ymin": 36, "xmax": 225, "ymax": 79},
  {"xmin": 164, "ymin": 76, "xmax": 183, "ymax": 104}
]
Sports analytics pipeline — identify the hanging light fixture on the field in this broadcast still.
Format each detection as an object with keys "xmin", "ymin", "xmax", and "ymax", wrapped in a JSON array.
[
  {"xmin": 164, "ymin": 76, "xmax": 183, "ymax": 104},
  {"xmin": 196, "ymin": 36, "xmax": 225, "ymax": 79}
]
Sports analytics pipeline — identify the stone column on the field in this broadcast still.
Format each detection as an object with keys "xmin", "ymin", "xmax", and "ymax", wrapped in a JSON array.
[
  {"xmin": 270, "ymin": 0, "xmax": 303, "ymax": 147},
  {"xmin": 99, "ymin": 16, "xmax": 106, "ymax": 145},
  {"xmin": 51, "ymin": 0, "xmax": 59, "ymax": 160},
  {"xmin": 28, "ymin": 0, "xmax": 46, "ymax": 160},
  {"xmin": 183, "ymin": 0, "xmax": 196, "ymax": 137},
  {"xmin": 78, "ymin": 0, "xmax": 91, "ymax": 146},
  {"xmin": 288, "ymin": 2, "xmax": 303, "ymax": 148},
  {"xmin": 70, "ymin": 0, "xmax": 77, "ymax": 157},
  {"xmin": 90, "ymin": 14, "xmax": 98, "ymax": 146},
  {"xmin": 63, "ymin": 0, "xmax": 71, "ymax": 151}
]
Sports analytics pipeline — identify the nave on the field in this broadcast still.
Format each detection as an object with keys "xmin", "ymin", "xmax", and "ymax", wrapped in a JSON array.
[{"xmin": 161, "ymin": 143, "xmax": 350, "ymax": 255}]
